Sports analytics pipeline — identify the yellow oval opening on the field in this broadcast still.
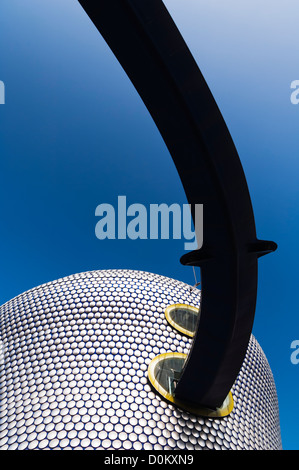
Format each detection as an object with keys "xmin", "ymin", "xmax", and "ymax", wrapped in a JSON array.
[
  {"xmin": 165, "ymin": 304, "xmax": 199, "ymax": 337},
  {"xmin": 148, "ymin": 352, "xmax": 234, "ymax": 418}
]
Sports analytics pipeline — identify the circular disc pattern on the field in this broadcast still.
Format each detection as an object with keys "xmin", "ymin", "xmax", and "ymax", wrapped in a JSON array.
[{"xmin": 0, "ymin": 269, "xmax": 282, "ymax": 450}]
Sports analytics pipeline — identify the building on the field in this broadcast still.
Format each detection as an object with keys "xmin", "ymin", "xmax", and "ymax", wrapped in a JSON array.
[{"xmin": 0, "ymin": 270, "xmax": 282, "ymax": 449}]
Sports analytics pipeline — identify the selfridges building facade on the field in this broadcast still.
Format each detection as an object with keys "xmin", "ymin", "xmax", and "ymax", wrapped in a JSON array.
[{"xmin": 0, "ymin": 270, "xmax": 282, "ymax": 450}]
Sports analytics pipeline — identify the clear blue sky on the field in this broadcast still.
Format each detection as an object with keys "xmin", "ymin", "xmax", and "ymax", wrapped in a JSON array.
[{"xmin": 0, "ymin": 0, "xmax": 298, "ymax": 449}]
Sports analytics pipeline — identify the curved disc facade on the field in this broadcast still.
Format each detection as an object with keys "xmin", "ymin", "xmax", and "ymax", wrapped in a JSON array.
[{"xmin": 0, "ymin": 270, "xmax": 282, "ymax": 450}]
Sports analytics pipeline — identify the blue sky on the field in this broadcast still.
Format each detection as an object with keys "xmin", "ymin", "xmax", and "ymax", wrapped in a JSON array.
[{"xmin": 0, "ymin": 0, "xmax": 298, "ymax": 449}]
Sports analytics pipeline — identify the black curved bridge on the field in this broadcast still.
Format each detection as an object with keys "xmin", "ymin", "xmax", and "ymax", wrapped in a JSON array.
[{"xmin": 78, "ymin": 0, "xmax": 277, "ymax": 410}]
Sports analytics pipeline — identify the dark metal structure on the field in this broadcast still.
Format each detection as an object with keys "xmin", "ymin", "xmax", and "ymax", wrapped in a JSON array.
[{"xmin": 78, "ymin": 0, "xmax": 277, "ymax": 409}]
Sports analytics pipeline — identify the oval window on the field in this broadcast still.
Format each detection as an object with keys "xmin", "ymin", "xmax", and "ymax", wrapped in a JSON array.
[
  {"xmin": 165, "ymin": 304, "xmax": 199, "ymax": 337},
  {"xmin": 148, "ymin": 352, "xmax": 234, "ymax": 417}
]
